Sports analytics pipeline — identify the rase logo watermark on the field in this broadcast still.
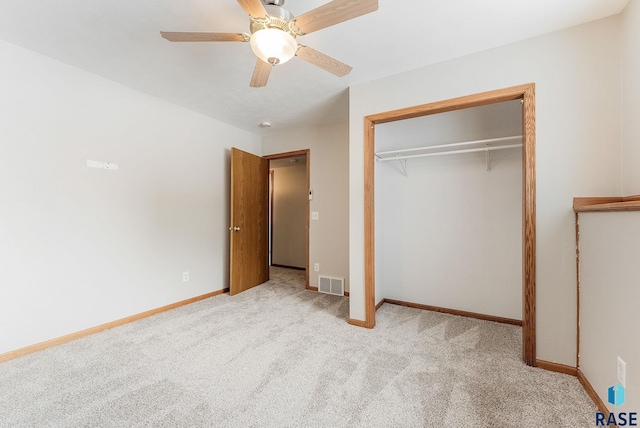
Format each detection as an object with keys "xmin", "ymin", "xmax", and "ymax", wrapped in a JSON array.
[{"xmin": 596, "ymin": 383, "xmax": 637, "ymax": 426}]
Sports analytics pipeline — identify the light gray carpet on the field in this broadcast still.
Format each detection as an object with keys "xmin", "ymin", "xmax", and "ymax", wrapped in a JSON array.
[{"xmin": 0, "ymin": 267, "xmax": 596, "ymax": 427}]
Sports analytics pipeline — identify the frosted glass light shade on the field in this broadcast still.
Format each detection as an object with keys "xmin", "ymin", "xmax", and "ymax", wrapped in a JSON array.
[{"xmin": 250, "ymin": 28, "xmax": 297, "ymax": 65}]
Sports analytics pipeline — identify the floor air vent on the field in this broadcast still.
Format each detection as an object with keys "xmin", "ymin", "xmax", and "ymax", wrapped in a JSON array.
[{"xmin": 318, "ymin": 276, "xmax": 344, "ymax": 296}]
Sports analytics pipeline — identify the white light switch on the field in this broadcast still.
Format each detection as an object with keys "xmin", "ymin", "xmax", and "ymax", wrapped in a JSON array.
[{"xmin": 311, "ymin": 212, "xmax": 319, "ymax": 220}]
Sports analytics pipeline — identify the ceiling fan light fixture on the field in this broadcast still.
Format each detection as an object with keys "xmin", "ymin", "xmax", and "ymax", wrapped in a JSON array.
[{"xmin": 250, "ymin": 28, "xmax": 297, "ymax": 65}]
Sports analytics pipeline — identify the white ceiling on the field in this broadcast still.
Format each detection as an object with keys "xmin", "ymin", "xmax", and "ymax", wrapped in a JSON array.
[{"xmin": 0, "ymin": 0, "xmax": 629, "ymax": 135}]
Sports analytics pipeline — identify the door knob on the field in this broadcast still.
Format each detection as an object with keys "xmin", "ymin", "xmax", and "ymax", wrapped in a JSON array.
[{"xmin": 234, "ymin": 226, "xmax": 240, "ymax": 231}]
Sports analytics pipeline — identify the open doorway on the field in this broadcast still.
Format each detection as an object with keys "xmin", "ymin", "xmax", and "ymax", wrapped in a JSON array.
[
  {"xmin": 362, "ymin": 84, "xmax": 536, "ymax": 365},
  {"xmin": 265, "ymin": 150, "xmax": 310, "ymax": 288},
  {"xmin": 374, "ymin": 99, "xmax": 523, "ymax": 326}
]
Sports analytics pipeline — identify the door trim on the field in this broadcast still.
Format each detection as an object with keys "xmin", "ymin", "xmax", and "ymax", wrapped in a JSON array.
[
  {"xmin": 363, "ymin": 83, "xmax": 536, "ymax": 366},
  {"xmin": 269, "ymin": 169, "xmax": 275, "ymax": 266},
  {"xmin": 264, "ymin": 149, "xmax": 311, "ymax": 289}
]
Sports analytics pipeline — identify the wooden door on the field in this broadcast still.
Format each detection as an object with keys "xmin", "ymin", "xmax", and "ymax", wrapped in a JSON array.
[{"xmin": 229, "ymin": 148, "xmax": 269, "ymax": 295}]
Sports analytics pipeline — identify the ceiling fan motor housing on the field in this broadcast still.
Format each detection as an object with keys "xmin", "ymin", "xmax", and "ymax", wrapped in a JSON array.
[{"xmin": 249, "ymin": 5, "xmax": 295, "ymax": 35}]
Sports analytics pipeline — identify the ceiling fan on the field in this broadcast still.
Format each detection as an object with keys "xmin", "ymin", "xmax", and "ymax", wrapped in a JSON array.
[{"xmin": 160, "ymin": 0, "xmax": 378, "ymax": 87}]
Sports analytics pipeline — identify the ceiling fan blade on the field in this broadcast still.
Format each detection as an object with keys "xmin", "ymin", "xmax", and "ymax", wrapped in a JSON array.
[
  {"xmin": 296, "ymin": 45, "xmax": 352, "ymax": 77},
  {"xmin": 292, "ymin": 0, "xmax": 378, "ymax": 35},
  {"xmin": 237, "ymin": 0, "xmax": 268, "ymax": 19},
  {"xmin": 161, "ymin": 32, "xmax": 248, "ymax": 42},
  {"xmin": 250, "ymin": 59, "xmax": 272, "ymax": 88}
]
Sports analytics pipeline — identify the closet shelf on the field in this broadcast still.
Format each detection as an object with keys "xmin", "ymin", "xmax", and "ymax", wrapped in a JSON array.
[{"xmin": 375, "ymin": 135, "xmax": 523, "ymax": 162}]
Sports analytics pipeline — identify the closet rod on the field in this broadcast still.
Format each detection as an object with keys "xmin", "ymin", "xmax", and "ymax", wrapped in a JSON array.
[
  {"xmin": 375, "ymin": 135, "xmax": 522, "ymax": 157},
  {"xmin": 376, "ymin": 143, "xmax": 522, "ymax": 162}
]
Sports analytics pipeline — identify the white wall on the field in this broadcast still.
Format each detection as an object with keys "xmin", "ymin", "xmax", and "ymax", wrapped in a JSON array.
[
  {"xmin": 271, "ymin": 163, "xmax": 307, "ymax": 268},
  {"xmin": 576, "ymin": 2, "xmax": 640, "ymax": 409},
  {"xmin": 375, "ymin": 102, "xmax": 522, "ymax": 319},
  {"xmin": 622, "ymin": 0, "xmax": 640, "ymax": 194},
  {"xmin": 0, "ymin": 40, "xmax": 261, "ymax": 354},
  {"xmin": 578, "ymin": 212, "xmax": 640, "ymax": 412},
  {"xmin": 263, "ymin": 122, "xmax": 349, "ymax": 290},
  {"xmin": 350, "ymin": 16, "xmax": 623, "ymax": 366}
]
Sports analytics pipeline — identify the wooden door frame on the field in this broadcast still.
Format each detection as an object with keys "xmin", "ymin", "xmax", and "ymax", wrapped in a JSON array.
[
  {"xmin": 269, "ymin": 169, "xmax": 275, "ymax": 266},
  {"xmin": 264, "ymin": 149, "xmax": 311, "ymax": 289},
  {"xmin": 363, "ymin": 83, "xmax": 536, "ymax": 366}
]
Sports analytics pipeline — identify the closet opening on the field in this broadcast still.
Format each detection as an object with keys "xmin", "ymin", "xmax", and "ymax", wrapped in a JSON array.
[
  {"xmin": 363, "ymin": 84, "xmax": 536, "ymax": 366},
  {"xmin": 265, "ymin": 150, "xmax": 311, "ymax": 288}
]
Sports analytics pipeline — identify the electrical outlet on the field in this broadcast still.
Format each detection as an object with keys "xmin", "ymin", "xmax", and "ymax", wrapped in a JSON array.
[
  {"xmin": 314, "ymin": 263, "xmax": 319, "ymax": 272},
  {"xmin": 311, "ymin": 212, "xmax": 319, "ymax": 220},
  {"xmin": 617, "ymin": 357, "xmax": 626, "ymax": 387},
  {"xmin": 182, "ymin": 271, "xmax": 189, "ymax": 282}
]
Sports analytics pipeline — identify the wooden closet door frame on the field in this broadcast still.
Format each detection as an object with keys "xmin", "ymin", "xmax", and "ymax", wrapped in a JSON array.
[{"xmin": 363, "ymin": 83, "xmax": 536, "ymax": 366}]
